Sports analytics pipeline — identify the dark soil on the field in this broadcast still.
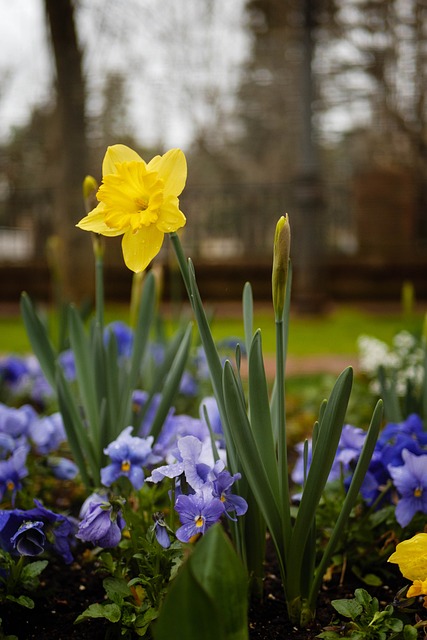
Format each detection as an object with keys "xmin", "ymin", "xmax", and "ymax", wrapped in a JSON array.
[
  {"xmin": 1, "ymin": 555, "xmax": 109, "ymax": 639},
  {"xmin": 0, "ymin": 546, "xmax": 404, "ymax": 640}
]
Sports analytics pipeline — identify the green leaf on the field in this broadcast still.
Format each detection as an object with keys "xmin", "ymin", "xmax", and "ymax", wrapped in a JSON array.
[
  {"xmin": 103, "ymin": 576, "xmax": 132, "ymax": 604},
  {"xmin": 188, "ymin": 525, "xmax": 249, "ymax": 640},
  {"xmin": 68, "ymin": 305, "xmax": 100, "ymax": 446},
  {"xmin": 20, "ymin": 292, "xmax": 57, "ymax": 388},
  {"xmin": 222, "ymin": 361, "xmax": 283, "ymax": 561},
  {"xmin": 21, "ymin": 560, "xmax": 48, "ymax": 581},
  {"xmin": 6, "ymin": 595, "xmax": 34, "ymax": 609},
  {"xmin": 75, "ymin": 602, "xmax": 121, "ymax": 624},
  {"xmin": 148, "ymin": 322, "xmax": 192, "ymax": 441},
  {"xmin": 248, "ymin": 331, "xmax": 280, "ymax": 497},
  {"xmin": 331, "ymin": 597, "xmax": 363, "ymax": 619},
  {"xmin": 288, "ymin": 367, "xmax": 353, "ymax": 599},
  {"xmin": 403, "ymin": 624, "xmax": 419, "ymax": 640},
  {"xmin": 153, "ymin": 553, "xmax": 225, "ymax": 640},
  {"xmin": 56, "ymin": 368, "xmax": 97, "ymax": 487},
  {"xmin": 308, "ymin": 400, "xmax": 382, "ymax": 609}
]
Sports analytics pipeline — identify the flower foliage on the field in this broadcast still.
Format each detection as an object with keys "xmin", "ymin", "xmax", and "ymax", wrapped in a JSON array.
[
  {"xmin": 292, "ymin": 413, "xmax": 427, "ymax": 528},
  {"xmin": 77, "ymin": 145, "xmax": 187, "ymax": 272}
]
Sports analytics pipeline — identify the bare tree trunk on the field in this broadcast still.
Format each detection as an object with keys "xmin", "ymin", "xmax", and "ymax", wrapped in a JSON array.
[
  {"xmin": 292, "ymin": 0, "xmax": 325, "ymax": 313},
  {"xmin": 45, "ymin": 0, "xmax": 94, "ymax": 303}
]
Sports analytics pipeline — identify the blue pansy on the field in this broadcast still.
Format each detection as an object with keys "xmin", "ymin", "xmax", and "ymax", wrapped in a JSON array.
[
  {"xmin": 174, "ymin": 486, "xmax": 225, "ymax": 542},
  {"xmin": 0, "ymin": 445, "xmax": 29, "ymax": 503},
  {"xmin": 77, "ymin": 498, "xmax": 125, "ymax": 548},
  {"xmin": 0, "ymin": 499, "xmax": 76, "ymax": 563},
  {"xmin": 29, "ymin": 412, "xmax": 66, "ymax": 455},
  {"xmin": 10, "ymin": 520, "xmax": 46, "ymax": 556},
  {"xmin": 101, "ymin": 426, "xmax": 154, "ymax": 490},
  {"xmin": 388, "ymin": 449, "xmax": 427, "ymax": 527},
  {"xmin": 104, "ymin": 321, "xmax": 134, "ymax": 358}
]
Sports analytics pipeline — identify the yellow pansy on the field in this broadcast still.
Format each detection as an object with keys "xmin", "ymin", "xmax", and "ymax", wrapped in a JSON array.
[
  {"xmin": 388, "ymin": 533, "xmax": 427, "ymax": 581},
  {"xmin": 407, "ymin": 578, "xmax": 427, "ymax": 598},
  {"xmin": 77, "ymin": 145, "xmax": 187, "ymax": 272}
]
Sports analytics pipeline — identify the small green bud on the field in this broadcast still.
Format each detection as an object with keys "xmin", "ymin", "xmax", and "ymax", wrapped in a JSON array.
[
  {"xmin": 82, "ymin": 175, "xmax": 98, "ymax": 213},
  {"xmin": 272, "ymin": 214, "xmax": 291, "ymax": 320}
]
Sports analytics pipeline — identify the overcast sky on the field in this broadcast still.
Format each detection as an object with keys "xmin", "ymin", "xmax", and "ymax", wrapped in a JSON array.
[{"xmin": 0, "ymin": 0, "xmax": 251, "ymax": 149}]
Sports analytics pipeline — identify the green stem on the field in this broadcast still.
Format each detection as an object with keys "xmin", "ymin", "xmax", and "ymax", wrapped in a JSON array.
[
  {"xmin": 276, "ymin": 318, "xmax": 292, "ymax": 556},
  {"xmin": 95, "ymin": 251, "xmax": 104, "ymax": 330},
  {"xmin": 169, "ymin": 232, "xmax": 191, "ymax": 299}
]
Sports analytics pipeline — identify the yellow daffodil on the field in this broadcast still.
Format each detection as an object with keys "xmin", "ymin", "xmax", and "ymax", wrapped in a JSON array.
[
  {"xmin": 388, "ymin": 533, "xmax": 427, "ymax": 581},
  {"xmin": 77, "ymin": 145, "xmax": 187, "ymax": 272}
]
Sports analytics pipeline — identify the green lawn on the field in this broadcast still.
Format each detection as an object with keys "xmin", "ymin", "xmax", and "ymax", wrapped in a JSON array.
[
  {"xmin": 208, "ymin": 305, "xmax": 425, "ymax": 356},
  {"xmin": 0, "ymin": 301, "xmax": 424, "ymax": 357}
]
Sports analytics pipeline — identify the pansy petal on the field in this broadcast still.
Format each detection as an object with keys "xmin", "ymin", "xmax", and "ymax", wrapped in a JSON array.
[
  {"xmin": 148, "ymin": 148, "xmax": 187, "ymax": 196},
  {"xmin": 388, "ymin": 533, "xmax": 427, "ymax": 580},
  {"xmin": 103, "ymin": 144, "xmax": 144, "ymax": 176},
  {"xmin": 157, "ymin": 196, "xmax": 187, "ymax": 233},
  {"xmin": 121, "ymin": 226, "xmax": 164, "ymax": 273}
]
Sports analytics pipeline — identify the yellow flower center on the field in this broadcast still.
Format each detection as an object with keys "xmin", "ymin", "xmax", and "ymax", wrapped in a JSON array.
[
  {"xmin": 99, "ymin": 162, "xmax": 164, "ymax": 233},
  {"xmin": 6, "ymin": 480, "xmax": 15, "ymax": 491},
  {"xmin": 414, "ymin": 486, "xmax": 423, "ymax": 498},
  {"xmin": 121, "ymin": 460, "xmax": 131, "ymax": 473},
  {"xmin": 194, "ymin": 515, "xmax": 205, "ymax": 528}
]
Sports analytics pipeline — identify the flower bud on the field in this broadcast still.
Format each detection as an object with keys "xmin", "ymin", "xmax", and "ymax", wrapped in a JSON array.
[
  {"xmin": 82, "ymin": 175, "xmax": 98, "ymax": 213},
  {"xmin": 272, "ymin": 214, "xmax": 291, "ymax": 320}
]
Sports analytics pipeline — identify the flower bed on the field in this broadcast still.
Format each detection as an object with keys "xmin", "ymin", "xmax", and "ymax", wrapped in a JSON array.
[{"xmin": 0, "ymin": 144, "xmax": 426, "ymax": 639}]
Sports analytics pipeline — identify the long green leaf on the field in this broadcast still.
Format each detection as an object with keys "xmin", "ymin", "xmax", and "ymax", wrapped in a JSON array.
[
  {"xmin": 20, "ymin": 293, "xmax": 57, "ymax": 388},
  {"xmin": 308, "ymin": 399, "xmax": 383, "ymax": 608},
  {"xmin": 148, "ymin": 322, "xmax": 193, "ymax": 442},
  {"xmin": 138, "ymin": 324, "xmax": 189, "ymax": 427},
  {"xmin": 248, "ymin": 331, "xmax": 280, "ymax": 497},
  {"xmin": 68, "ymin": 306, "xmax": 100, "ymax": 447},
  {"xmin": 56, "ymin": 369, "xmax": 98, "ymax": 488},
  {"xmin": 287, "ymin": 367, "xmax": 353, "ymax": 597},
  {"xmin": 222, "ymin": 361, "xmax": 284, "ymax": 564}
]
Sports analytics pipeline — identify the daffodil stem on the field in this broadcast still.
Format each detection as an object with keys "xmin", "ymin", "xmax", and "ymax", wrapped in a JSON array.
[
  {"xmin": 276, "ymin": 318, "xmax": 292, "ymax": 548},
  {"xmin": 95, "ymin": 253, "xmax": 104, "ymax": 329},
  {"xmin": 169, "ymin": 232, "xmax": 191, "ymax": 301}
]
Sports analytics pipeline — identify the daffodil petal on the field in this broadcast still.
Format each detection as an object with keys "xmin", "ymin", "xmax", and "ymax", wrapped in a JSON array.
[
  {"xmin": 148, "ymin": 148, "xmax": 187, "ymax": 197},
  {"xmin": 103, "ymin": 144, "xmax": 144, "ymax": 176},
  {"xmin": 121, "ymin": 226, "xmax": 164, "ymax": 273},
  {"xmin": 76, "ymin": 203, "xmax": 123, "ymax": 237},
  {"xmin": 156, "ymin": 196, "xmax": 186, "ymax": 233}
]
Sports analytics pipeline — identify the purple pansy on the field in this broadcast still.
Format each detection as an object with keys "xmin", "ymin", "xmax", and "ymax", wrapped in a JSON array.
[
  {"xmin": 0, "ymin": 445, "xmax": 29, "ymax": 503},
  {"xmin": 104, "ymin": 321, "xmax": 134, "ymax": 358},
  {"xmin": 174, "ymin": 486, "xmax": 225, "ymax": 542},
  {"xmin": 10, "ymin": 520, "xmax": 46, "ymax": 556},
  {"xmin": 77, "ymin": 499, "xmax": 125, "ymax": 548},
  {"xmin": 152, "ymin": 513, "xmax": 171, "ymax": 549},
  {"xmin": 146, "ymin": 435, "xmax": 224, "ymax": 490},
  {"xmin": 212, "ymin": 470, "xmax": 248, "ymax": 521},
  {"xmin": 47, "ymin": 456, "xmax": 78, "ymax": 480},
  {"xmin": 0, "ymin": 403, "xmax": 37, "ymax": 439},
  {"xmin": 200, "ymin": 396, "xmax": 223, "ymax": 436},
  {"xmin": 0, "ymin": 499, "xmax": 76, "ymax": 563},
  {"xmin": 101, "ymin": 426, "xmax": 155, "ymax": 490},
  {"xmin": 29, "ymin": 412, "xmax": 66, "ymax": 455},
  {"xmin": 388, "ymin": 449, "xmax": 427, "ymax": 527}
]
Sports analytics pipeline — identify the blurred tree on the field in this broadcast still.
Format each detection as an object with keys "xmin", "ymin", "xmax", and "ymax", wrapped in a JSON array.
[
  {"xmin": 235, "ymin": 0, "xmax": 338, "ymax": 311},
  {"xmin": 44, "ymin": 0, "xmax": 93, "ymax": 302}
]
